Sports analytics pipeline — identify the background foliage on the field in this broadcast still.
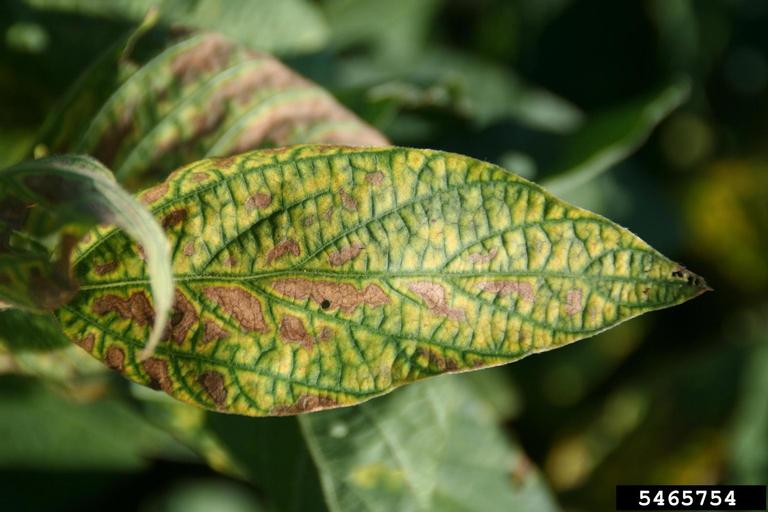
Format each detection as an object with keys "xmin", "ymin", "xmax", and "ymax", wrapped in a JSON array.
[{"xmin": 0, "ymin": 0, "xmax": 766, "ymax": 511}]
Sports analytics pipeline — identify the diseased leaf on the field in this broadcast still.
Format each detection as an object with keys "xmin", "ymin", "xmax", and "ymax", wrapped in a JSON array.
[
  {"xmin": 56, "ymin": 145, "xmax": 707, "ymax": 416},
  {"xmin": 0, "ymin": 155, "xmax": 172, "ymax": 356},
  {"xmin": 300, "ymin": 375, "xmax": 561, "ymax": 512},
  {"xmin": 38, "ymin": 30, "xmax": 386, "ymax": 188},
  {"xmin": 541, "ymin": 79, "xmax": 690, "ymax": 195}
]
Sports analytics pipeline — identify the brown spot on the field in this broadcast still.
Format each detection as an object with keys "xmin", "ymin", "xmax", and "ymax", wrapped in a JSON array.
[
  {"xmin": 143, "ymin": 357, "xmax": 173, "ymax": 393},
  {"xmin": 408, "ymin": 281, "xmax": 466, "ymax": 321},
  {"xmin": 141, "ymin": 183, "xmax": 169, "ymax": 205},
  {"xmin": 77, "ymin": 333, "xmax": 95, "ymax": 352},
  {"xmin": 303, "ymin": 215, "xmax": 316, "ymax": 226},
  {"xmin": 214, "ymin": 155, "xmax": 239, "ymax": 167},
  {"xmin": 338, "ymin": 187, "xmax": 357, "ymax": 211},
  {"xmin": 415, "ymin": 347, "xmax": 460, "ymax": 372},
  {"xmin": 191, "ymin": 172, "xmax": 209, "ymax": 182},
  {"xmin": 323, "ymin": 207, "xmax": 335, "ymax": 221},
  {"xmin": 225, "ymin": 255, "xmax": 238, "ymax": 267},
  {"xmin": 366, "ymin": 172, "xmax": 385, "ymax": 185},
  {"xmin": 94, "ymin": 261, "xmax": 118, "ymax": 275},
  {"xmin": 565, "ymin": 289, "xmax": 582, "ymax": 315},
  {"xmin": 271, "ymin": 395, "xmax": 338, "ymax": 415},
  {"xmin": 93, "ymin": 292, "xmax": 154, "ymax": 325},
  {"xmin": 478, "ymin": 281, "xmax": 535, "ymax": 302},
  {"xmin": 105, "ymin": 345, "xmax": 125, "ymax": 371},
  {"xmin": 183, "ymin": 241, "xmax": 196, "ymax": 256},
  {"xmin": 163, "ymin": 290, "xmax": 198, "ymax": 344},
  {"xmin": 203, "ymin": 320, "xmax": 228, "ymax": 344},
  {"xmin": 266, "ymin": 238, "xmax": 300, "ymax": 264},
  {"xmin": 198, "ymin": 371, "xmax": 227, "ymax": 407},
  {"xmin": 162, "ymin": 209, "xmax": 187, "ymax": 229},
  {"xmin": 468, "ymin": 248, "xmax": 499, "ymax": 264},
  {"xmin": 328, "ymin": 243, "xmax": 364, "ymax": 266},
  {"xmin": 319, "ymin": 326, "xmax": 334, "ymax": 341},
  {"xmin": 81, "ymin": 233, "xmax": 92, "ymax": 244},
  {"xmin": 245, "ymin": 192, "xmax": 272, "ymax": 210},
  {"xmin": 273, "ymin": 278, "xmax": 390, "ymax": 313},
  {"xmin": 279, "ymin": 315, "xmax": 314, "ymax": 350},
  {"xmin": 203, "ymin": 286, "xmax": 268, "ymax": 332},
  {"xmin": 136, "ymin": 245, "xmax": 146, "ymax": 261}
]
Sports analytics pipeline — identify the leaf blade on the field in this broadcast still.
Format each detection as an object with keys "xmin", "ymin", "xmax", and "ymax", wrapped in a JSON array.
[{"xmin": 56, "ymin": 145, "xmax": 707, "ymax": 415}]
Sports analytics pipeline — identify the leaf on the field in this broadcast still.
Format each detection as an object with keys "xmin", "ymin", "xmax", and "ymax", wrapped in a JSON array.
[
  {"xmin": 300, "ymin": 375, "xmax": 561, "ymax": 512},
  {"xmin": 339, "ymin": 49, "xmax": 583, "ymax": 133},
  {"xmin": 0, "ymin": 155, "xmax": 172, "ymax": 356},
  {"xmin": 541, "ymin": 79, "xmax": 691, "ymax": 195},
  {"xmin": 729, "ymin": 307, "xmax": 768, "ymax": 484},
  {"xmin": 0, "ymin": 309, "xmax": 69, "ymax": 352},
  {"xmin": 137, "ymin": 387, "xmax": 327, "ymax": 512},
  {"xmin": 37, "ymin": 30, "xmax": 387, "ymax": 189},
  {"xmin": 55, "ymin": 145, "xmax": 708, "ymax": 416},
  {"xmin": 21, "ymin": 0, "xmax": 329, "ymax": 55},
  {"xmin": 0, "ymin": 375, "xmax": 185, "ymax": 470}
]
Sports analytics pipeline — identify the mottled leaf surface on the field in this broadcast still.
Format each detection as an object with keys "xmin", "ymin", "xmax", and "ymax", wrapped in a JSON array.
[
  {"xmin": 57, "ymin": 145, "xmax": 707, "ymax": 415},
  {"xmin": 300, "ymin": 376, "xmax": 560, "ymax": 512}
]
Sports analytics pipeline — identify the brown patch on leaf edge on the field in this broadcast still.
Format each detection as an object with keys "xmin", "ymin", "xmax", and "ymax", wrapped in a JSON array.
[{"xmin": 198, "ymin": 371, "xmax": 227, "ymax": 407}]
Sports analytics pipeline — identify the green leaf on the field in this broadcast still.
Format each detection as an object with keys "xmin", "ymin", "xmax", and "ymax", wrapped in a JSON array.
[
  {"xmin": 136, "ymin": 390, "xmax": 327, "ymax": 511},
  {"xmin": 56, "ymin": 145, "xmax": 708, "ymax": 416},
  {"xmin": 340, "ymin": 49, "xmax": 583, "ymax": 133},
  {"xmin": 300, "ymin": 375, "xmax": 561, "ymax": 512},
  {"xmin": 0, "ymin": 309, "xmax": 69, "ymax": 352},
  {"xmin": 0, "ymin": 155, "xmax": 172, "ymax": 356},
  {"xmin": 541, "ymin": 79, "xmax": 691, "ymax": 195},
  {"xmin": 38, "ymin": 30, "xmax": 387, "ymax": 189},
  {"xmin": 0, "ymin": 375, "xmax": 185, "ymax": 469},
  {"xmin": 21, "ymin": 0, "xmax": 329, "ymax": 54}
]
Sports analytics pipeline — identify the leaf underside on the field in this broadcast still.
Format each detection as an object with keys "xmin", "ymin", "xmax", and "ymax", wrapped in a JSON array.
[{"xmin": 56, "ymin": 145, "xmax": 707, "ymax": 416}]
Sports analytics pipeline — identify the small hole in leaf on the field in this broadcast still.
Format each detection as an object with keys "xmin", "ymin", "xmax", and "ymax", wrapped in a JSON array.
[{"xmin": 320, "ymin": 299, "xmax": 331, "ymax": 309}]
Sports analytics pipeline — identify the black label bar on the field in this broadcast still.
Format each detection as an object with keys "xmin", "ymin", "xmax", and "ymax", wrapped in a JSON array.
[{"xmin": 616, "ymin": 485, "xmax": 766, "ymax": 511}]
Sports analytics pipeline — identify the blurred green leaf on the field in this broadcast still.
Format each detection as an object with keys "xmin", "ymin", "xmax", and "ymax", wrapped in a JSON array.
[
  {"xmin": 21, "ymin": 0, "xmax": 329, "ymax": 54},
  {"xmin": 145, "ymin": 479, "xmax": 266, "ymax": 512},
  {"xmin": 323, "ymin": 0, "xmax": 440, "ymax": 62},
  {"xmin": 0, "ymin": 155, "xmax": 172, "ymax": 356},
  {"xmin": 300, "ymin": 376, "xmax": 560, "ymax": 512},
  {"xmin": 541, "ymin": 78, "xmax": 690, "ymax": 195},
  {"xmin": 340, "ymin": 49, "xmax": 583, "ymax": 133},
  {"xmin": 0, "ymin": 375, "xmax": 186, "ymax": 469},
  {"xmin": 0, "ymin": 309, "xmax": 68, "ymax": 352},
  {"xmin": 729, "ymin": 307, "xmax": 768, "ymax": 484},
  {"xmin": 137, "ymin": 389, "xmax": 326, "ymax": 512}
]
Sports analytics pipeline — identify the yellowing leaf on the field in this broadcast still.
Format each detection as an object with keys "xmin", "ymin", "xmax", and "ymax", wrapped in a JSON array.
[{"xmin": 56, "ymin": 145, "xmax": 708, "ymax": 416}]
